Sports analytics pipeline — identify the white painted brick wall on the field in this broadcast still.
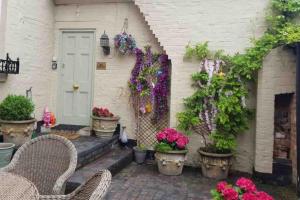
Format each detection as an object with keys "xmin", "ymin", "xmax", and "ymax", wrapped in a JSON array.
[
  {"xmin": 54, "ymin": 3, "xmax": 163, "ymax": 139},
  {"xmin": 0, "ymin": 0, "xmax": 55, "ymax": 120},
  {"xmin": 134, "ymin": 0, "xmax": 269, "ymax": 172},
  {"xmin": 255, "ymin": 47, "xmax": 296, "ymax": 173}
]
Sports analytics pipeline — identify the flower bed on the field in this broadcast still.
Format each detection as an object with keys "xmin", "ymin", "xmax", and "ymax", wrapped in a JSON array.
[{"xmin": 211, "ymin": 177, "xmax": 274, "ymax": 200}]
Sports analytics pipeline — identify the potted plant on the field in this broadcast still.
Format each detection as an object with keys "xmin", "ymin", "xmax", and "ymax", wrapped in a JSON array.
[
  {"xmin": 211, "ymin": 177, "xmax": 274, "ymax": 200},
  {"xmin": 0, "ymin": 143, "xmax": 15, "ymax": 167},
  {"xmin": 177, "ymin": 43, "xmax": 252, "ymax": 180},
  {"xmin": 133, "ymin": 144, "xmax": 147, "ymax": 164},
  {"xmin": 155, "ymin": 128, "xmax": 189, "ymax": 176},
  {"xmin": 91, "ymin": 107, "xmax": 120, "ymax": 138},
  {"xmin": 0, "ymin": 95, "xmax": 35, "ymax": 147},
  {"xmin": 114, "ymin": 32, "xmax": 136, "ymax": 55}
]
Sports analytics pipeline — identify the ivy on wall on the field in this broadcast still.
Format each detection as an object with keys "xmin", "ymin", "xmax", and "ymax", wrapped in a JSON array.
[{"xmin": 177, "ymin": 0, "xmax": 300, "ymax": 153}]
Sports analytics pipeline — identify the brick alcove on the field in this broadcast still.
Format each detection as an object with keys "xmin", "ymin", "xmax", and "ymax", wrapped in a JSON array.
[{"xmin": 255, "ymin": 47, "xmax": 297, "ymax": 184}]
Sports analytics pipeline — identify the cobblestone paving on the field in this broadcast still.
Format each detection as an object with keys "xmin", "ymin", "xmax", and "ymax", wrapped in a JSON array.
[{"xmin": 105, "ymin": 163, "xmax": 297, "ymax": 200}]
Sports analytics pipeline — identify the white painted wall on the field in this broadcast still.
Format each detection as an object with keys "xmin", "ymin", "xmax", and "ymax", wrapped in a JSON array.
[
  {"xmin": 256, "ymin": 47, "xmax": 296, "ymax": 173},
  {"xmin": 134, "ymin": 0, "xmax": 269, "ymax": 172},
  {"xmin": 0, "ymin": 0, "xmax": 55, "ymax": 120},
  {"xmin": 0, "ymin": 0, "xmax": 7, "ymax": 56},
  {"xmin": 54, "ymin": 2, "xmax": 162, "ymax": 138}
]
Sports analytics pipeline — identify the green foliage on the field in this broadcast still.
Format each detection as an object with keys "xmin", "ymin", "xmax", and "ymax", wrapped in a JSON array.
[
  {"xmin": 211, "ymin": 189, "xmax": 223, "ymax": 200},
  {"xmin": 0, "ymin": 95, "xmax": 34, "ymax": 121},
  {"xmin": 272, "ymin": 0, "xmax": 300, "ymax": 17},
  {"xmin": 178, "ymin": 0, "xmax": 300, "ymax": 153},
  {"xmin": 136, "ymin": 144, "xmax": 147, "ymax": 151},
  {"xmin": 155, "ymin": 142, "xmax": 173, "ymax": 153},
  {"xmin": 185, "ymin": 42, "xmax": 210, "ymax": 60}
]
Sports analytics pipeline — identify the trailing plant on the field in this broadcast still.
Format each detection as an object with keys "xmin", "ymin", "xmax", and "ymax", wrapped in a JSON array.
[
  {"xmin": 129, "ymin": 46, "xmax": 170, "ymax": 121},
  {"xmin": 0, "ymin": 95, "xmax": 34, "ymax": 121},
  {"xmin": 177, "ymin": 0, "xmax": 300, "ymax": 153},
  {"xmin": 114, "ymin": 32, "xmax": 137, "ymax": 55}
]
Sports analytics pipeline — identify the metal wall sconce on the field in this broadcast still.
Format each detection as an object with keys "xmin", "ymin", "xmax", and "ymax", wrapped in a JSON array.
[
  {"xmin": 52, "ymin": 56, "xmax": 57, "ymax": 70},
  {"xmin": 100, "ymin": 31, "xmax": 110, "ymax": 55}
]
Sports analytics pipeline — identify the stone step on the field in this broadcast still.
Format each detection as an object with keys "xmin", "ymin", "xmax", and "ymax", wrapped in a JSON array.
[
  {"xmin": 66, "ymin": 147, "xmax": 133, "ymax": 193},
  {"xmin": 72, "ymin": 134, "xmax": 119, "ymax": 169}
]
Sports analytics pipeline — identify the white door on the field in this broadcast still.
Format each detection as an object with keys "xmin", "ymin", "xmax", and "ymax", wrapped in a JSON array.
[{"xmin": 59, "ymin": 31, "xmax": 94, "ymax": 125}]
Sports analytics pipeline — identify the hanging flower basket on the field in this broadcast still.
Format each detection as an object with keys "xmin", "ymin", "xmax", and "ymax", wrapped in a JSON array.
[{"xmin": 114, "ymin": 32, "xmax": 137, "ymax": 55}]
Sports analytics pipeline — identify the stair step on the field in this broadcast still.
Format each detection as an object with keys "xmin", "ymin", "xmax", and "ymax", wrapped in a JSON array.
[
  {"xmin": 72, "ymin": 134, "xmax": 119, "ymax": 169},
  {"xmin": 66, "ymin": 147, "xmax": 133, "ymax": 193}
]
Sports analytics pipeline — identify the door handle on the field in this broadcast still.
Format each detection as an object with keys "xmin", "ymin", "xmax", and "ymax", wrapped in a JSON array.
[{"xmin": 73, "ymin": 84, "xmax": 79, "ymax": 90}]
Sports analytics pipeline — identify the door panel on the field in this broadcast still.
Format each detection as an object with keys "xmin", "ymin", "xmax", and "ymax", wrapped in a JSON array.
[{"xmin": 60, "ymin": 32, "xmax": 94, "ymax": 125}]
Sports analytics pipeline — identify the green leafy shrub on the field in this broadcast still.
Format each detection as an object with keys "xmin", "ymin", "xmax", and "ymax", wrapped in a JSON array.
[{"xmin": 0, "ymin": 95, "xmax": 34, "ymax": 121}]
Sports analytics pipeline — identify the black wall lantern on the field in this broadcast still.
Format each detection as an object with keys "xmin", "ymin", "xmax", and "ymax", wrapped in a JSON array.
[
  {"xmin": 0, "ymin": 53, "xmax": 20, "ymax": 74},
  {"xmin": 100, "ymin": 31, "xmax": 110, "ymax": 55}
]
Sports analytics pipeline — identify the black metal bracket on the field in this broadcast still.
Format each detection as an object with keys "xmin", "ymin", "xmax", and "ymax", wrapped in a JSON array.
[{"xmin": 0, "ymin": 53, "xmax": 19, "ymax": 74}]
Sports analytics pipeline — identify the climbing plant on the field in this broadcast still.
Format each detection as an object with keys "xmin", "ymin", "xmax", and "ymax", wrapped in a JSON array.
[{"xmin": 177, "ymin": 0, "xmax": 300, "ymax": 153}]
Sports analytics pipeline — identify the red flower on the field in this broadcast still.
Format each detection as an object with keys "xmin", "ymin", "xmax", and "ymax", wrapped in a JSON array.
[
  {"xmin": 236, "ymin": 177, "xmax": 257, "ymax": 192},
  {"xmin": 156, "ymin": 132, "xmax": 167, "ymax": 142},
  {"xmin": 242, "ymin": 192, "xmax": 258, "ymax": 200},
  {"xmin": 256, "ymin": 191, "xmax": 274, "ymax": 200},
  {"xmin": 216, "ymin": 181, "xmax": 228, "ymax": 193},
  {"xmin": 222, "ymin": 188, "xmax": 239, "ymax": 200}
]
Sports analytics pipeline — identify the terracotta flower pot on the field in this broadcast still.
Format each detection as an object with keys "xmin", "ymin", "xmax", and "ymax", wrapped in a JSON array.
[
  {"xmin": 0, "ymin": 119, "xmax": 36, "ymax": 148},
  {"xmin": 91, "ymin": 115, "xmax": 120, "ymax": 138},
  {"xmin": 155, "ymin": 150, "xmax": 188, "ymax": 176},
  {"xmin": 198, "ymin": 149, "xmax": 232, "ymax": 180}
]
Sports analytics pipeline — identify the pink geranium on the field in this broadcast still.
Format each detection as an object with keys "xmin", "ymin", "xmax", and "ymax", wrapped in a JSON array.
[
  {"xmin": 216, "ymin": 181, "xmax": 228, "ymax": 193},
  {"xmin": 176, "ymin": 135, "xmax": 189, "ymax": 149},
  {"xmin": 236, "ymin": 178, "xmax": 257, "ymax": 193},
  {"xmin": 222, "ymin": 188, "xmax": 239, "ymax": 200},
  {"xmin": 156, "ymin": 132, "xmax": 166, "ymax": 141},
  {"xmin": 155, "ymin": 128, "xmax": 189, "ymax": 151},
  {"xmin": 242, "ymin": 192, "xmax": 257, "ymax": 200},
  {"xmin": 211, "ymin": 178, "xmax": 274, "ymax": 200},
  {"xmin": 166, "ymin": 131, "xmax": 179, "ymax": 143},
  {"xmin": 256, "ymin": 191, "xmax": 274, "ymax": 200}
]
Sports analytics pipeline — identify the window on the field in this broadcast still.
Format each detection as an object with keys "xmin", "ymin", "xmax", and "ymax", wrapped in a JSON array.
[{"xmin": 0, "ymin": 0, "xmax": 7, "ymax": 55}]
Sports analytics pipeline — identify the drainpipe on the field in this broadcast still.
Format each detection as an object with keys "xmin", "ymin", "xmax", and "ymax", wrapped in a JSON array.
[{"xmin": 296, "ymin": 43, "xmax": 300, "ymax": 196}]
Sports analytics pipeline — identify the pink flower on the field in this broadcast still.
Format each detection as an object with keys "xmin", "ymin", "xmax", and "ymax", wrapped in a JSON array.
[
  {"xmin": 176, "ymin": 135, "xmax": 189, "ymax": 149},
  {"xmin": 222, "ymin": 188, "xmax": 239, "ymax": 200},
  {"xmin": 156, "ymin": 132, "xmax": 166, "ymax": 142},
  {"xmin": 236, "ymin": 177, "xmax": 257, "ymax": 192},
  {"xmin": 216, "ymin": 181, "xmax": 228, "ymax": 193},
  {"xmin": 256, "ymin": 191, "xmax": 274, "ymax": 200},
  {"xmin": 242, "ymin": 192, "xmax": 258, "ymax": 200},
  {"xmin": 166, "ymin": 131, "xmax": 180, "ymax": 143}
]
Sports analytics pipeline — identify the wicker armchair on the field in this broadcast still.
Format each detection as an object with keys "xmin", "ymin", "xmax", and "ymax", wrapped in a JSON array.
[
  {"xmin": 39, "ymin": 170, "xmax": 112, "ymax": 200},
  {"xmin": 0, "ymin": 135, "xmax": 77, "ymax": 195}
]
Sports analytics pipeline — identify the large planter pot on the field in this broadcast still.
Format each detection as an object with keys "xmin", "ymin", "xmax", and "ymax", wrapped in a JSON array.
[
  {"xmin": 133, "ymin": 147, "xmax": 147, "ymax": 164},
  {"xmin": 91, "ymin": 115, "xmax": 120, "ymax": 138},
  {"xmin": 155, "ymin": 150, "xmax": 188, "ymax": 176},
  {"xmin": 0, "ymin": 119, "xmax": 36, "ymax": 148},
  {"xmin": 0, "ymin": 143, "xmax": 15, "ymax": 167},
  {"xmin": 198, "ymin": 149, "xmax": 232, "ymax": 180}
]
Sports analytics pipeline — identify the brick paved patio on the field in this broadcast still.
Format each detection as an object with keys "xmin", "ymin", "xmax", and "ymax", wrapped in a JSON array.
[{"xmin": 105, "ymin": 163, "xmax": 297, "ymax": 200}]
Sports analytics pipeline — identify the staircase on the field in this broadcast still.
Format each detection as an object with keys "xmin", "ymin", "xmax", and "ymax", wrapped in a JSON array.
[
  {"xmin": 66, "ymin": 134, "xmax": 133, "ymax": 192},
  {"xmin": 39, "ymin": 124, "xmax": 133, "ymax": 193}
]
